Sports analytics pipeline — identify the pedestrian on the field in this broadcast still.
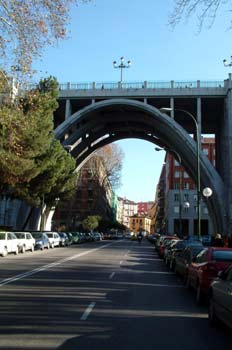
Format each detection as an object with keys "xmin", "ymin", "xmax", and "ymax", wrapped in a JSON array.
[{"xmin": 211, "ymin": 233, "xmax": 224, "ymax": 247}]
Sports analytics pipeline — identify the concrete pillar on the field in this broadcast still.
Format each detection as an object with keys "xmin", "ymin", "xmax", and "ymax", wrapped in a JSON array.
[
  {"xmin": 170, "ymin": 98, "xmax": 175, "ymax": 119},
  {"xmin": 197, "ymin": 97, "xmax": 202, "ymax": 140},
  {"xmin": 65, "ymin": 99, "xmax": 72, "ymax": 120},
  {"xmin": 224, "ymin": 86, "xmax": 232, "ymax": 236}
]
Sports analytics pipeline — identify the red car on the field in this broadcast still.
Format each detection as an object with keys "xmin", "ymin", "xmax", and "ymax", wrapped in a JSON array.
[{"xmin": 187, "ymin": 247, "xmax": 232, "ymax": 303}]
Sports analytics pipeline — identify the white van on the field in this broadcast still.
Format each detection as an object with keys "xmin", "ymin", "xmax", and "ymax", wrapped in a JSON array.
[{"xmin": 0, "ymin": 232, "xmax": 19, "ymax": 257}]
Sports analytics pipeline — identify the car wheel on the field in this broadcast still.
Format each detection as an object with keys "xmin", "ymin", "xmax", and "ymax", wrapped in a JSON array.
[
  {"xmin": 196, "ymin": 283, "xmax": 203, "ymax": 304},
  {"xmin": 50, "ymin": 243, "xmax": 54, "ymax": 249},
  {"xmin": 31, "ymin": 245, "xmax": 34, "ymax": 252},
  {"xmin": 41, "ymin": 245, "xmax": 44, "ymax": 251},
  {"xmin": 2, "ymin": 247, "xmax": 8, "ymax": 257},
  {"xmin": 14, "ymin": 247, "xmax": 19, "ymax": 255},
  {"xmin": 21, "ymin": 245, "xmax": 26, "ymax": 254},
  {"xmin": 208, "ymin": 295, "xmax": 218, "ymax": 326}
]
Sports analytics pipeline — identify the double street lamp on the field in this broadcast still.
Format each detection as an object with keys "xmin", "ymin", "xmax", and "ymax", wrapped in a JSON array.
[
  {"xmin": 113, "ymin": 57, "xmax": 131, "ymax": 83},
  {"xmin": 155, "ymin": 147, "xmax": 183, "ymax": 237},
  {"xmin": 160, "ymin": 107, "xmax": 201, "ymax": 239}
]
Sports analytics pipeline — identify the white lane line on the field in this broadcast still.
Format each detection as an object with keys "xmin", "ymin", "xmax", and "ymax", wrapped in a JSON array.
[
  {"xmin": 0, "ymin": 242, "xmax": 115, "ymax": 287},
  {"xmin": 80, "ymin": 302, "xmax": 96, "ymax": 321},
  {"xmin": 109, "ymin": 272, "xmax": 115, "ymax": 280}
]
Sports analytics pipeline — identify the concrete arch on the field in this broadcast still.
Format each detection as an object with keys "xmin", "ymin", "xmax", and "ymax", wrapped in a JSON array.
[{"xmin": 54, "ymin": 98, "xmax": 226, "ymax": 234}]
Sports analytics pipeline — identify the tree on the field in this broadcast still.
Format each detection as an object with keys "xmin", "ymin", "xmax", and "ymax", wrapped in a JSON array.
[
  {"xmin": 82, "ymin": 215, "xmax": 101, "ymax": 232},
  {"xmin": 0, "ymin": 0, "xmax": 91, "ymax": 77},
  {"xmin": 0, "ymin": 76, "xmax": 58, "ymax": 193},
  {"xmin": 93, "ymin": 143, "xmax": 124, "ymax": 190},
  {"xmin": 169, "ymin": 0, "xmax": 229, "ymax": 30},
  {"xmin": 15, "ymin": 139, "xmax": 77, "ymax": 207}
]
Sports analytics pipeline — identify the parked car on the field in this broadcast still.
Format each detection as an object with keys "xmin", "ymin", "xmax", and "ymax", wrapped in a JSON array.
[
  {"xmin": 169, "ymin": 239, "xmax": 203, "ymax": 271},
  {"xmin": 174, "ymin": 245, "xmax": 206, "ymax": 281},
  {"xmin": 31, "ymin": 232, "xmax": 50, "ymax": 250},
  {"xmin": 46, "ymin": 232, "xmax": 61, "ymax": 248},
  {"xmin": 163, "ymin": 239, "xmax": 179, "ymax": 263},
  {"xmin": 187, "ymin": 247, "xmax": 232, "ymax": 303},
  {"xmin": 208, "ymin": 265, "xmax": 232, "ymax": 330},
  {"xmin": 14, "ymin": 232, "xmax": 35, "ymax": 253},
  {"xmin": 0, "ymin": 231, "xmax": 19, "ymax": 257},
  {"xmin": 58, "ymin": 232, "xmax": 70, "ymax": 247},
  {"xmin": 93, "ymin": 232, "xmax": 102, "ymax": 241},
  {"xmin": 158, "ymin": 236, "xmax": 179, "ymax": 258}
]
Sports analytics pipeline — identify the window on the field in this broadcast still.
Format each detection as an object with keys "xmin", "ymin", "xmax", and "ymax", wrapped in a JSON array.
[
  {"xmin": 203, "ymin": 148, "xmax": 208, "ymax": 155},
  {"xmin": 195, "ymin": 250, "xmax": 208, "ymax": 263},
  {"xmin": 174, "ymin": 171, "xmax": 180, "ymax": 178},
  {"xmin": 184, "ymin": 182, "xmax": 190, "ymax": 189},
  {"xmin": 174, "ymin": 206, "xmax": 179, "ymax": 213},
  {"xmin": 193, "ymin": 194, "xmax": 197, "ymax": 201},
  {"xmin": 174, "ymin": 159, "xmax": 180, "ymax": 166},
  {"xmin": 183, "ymin": 194, "xmax": 189, "ymax": 201},
  {"xmin": 183, "ymin": 207, "xmax": 189, "ymax": 213},
  {"xmin": 174, "ymin": 182, "xmax": 180, "ymax": 189},
  {"xmin": 203, "ymin": 207, "xmax": 208, "ymax": 214},
  {"xmin": 174, "ymin": 193, "xmax": 179, "ymax": 201},
  {"xmin": 184, "ymin": 172, "xmax": 189, "ymax": 178}
]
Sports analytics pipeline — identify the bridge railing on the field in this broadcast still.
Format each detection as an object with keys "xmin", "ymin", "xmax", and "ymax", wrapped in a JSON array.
[
  {"xmin": 58, "ymin": 80, "xmax": 225, "ymax": 91},
  {"xmin": 26, "ymin": 80, "xmax": 226, "ymax": 91}
]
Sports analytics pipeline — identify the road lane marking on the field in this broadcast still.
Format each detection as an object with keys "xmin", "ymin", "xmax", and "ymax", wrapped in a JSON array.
[
  {"xmin": 80, "ymin": 302, "xmax": 96, "ymax": 320},
  {"xmin": 109, "ymin": 272, "xmax": 115, "ymax": 280},
  {"xmin": 119, "ymin": 260, "xmax": 123, "ymax": 265},
  {"xmin": 0, "ymin": 242, "xmax": 116, "ymax": 287}
]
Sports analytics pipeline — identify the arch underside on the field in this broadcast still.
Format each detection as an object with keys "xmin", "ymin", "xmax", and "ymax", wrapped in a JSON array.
[{"xmin": 55, "ymin": 99, "xmax": 226, "ymax": 234}]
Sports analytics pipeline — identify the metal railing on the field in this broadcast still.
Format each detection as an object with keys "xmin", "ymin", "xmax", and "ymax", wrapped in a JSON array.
[
  {"xmin": 58, "ymin": 80, "xmax": 225, "ymax": 91},
  {"xmin": 24, "ymin": 80, "xmax": 226, "ymax": 92}
]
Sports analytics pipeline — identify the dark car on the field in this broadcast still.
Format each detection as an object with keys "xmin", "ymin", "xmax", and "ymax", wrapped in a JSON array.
[
  {"xmin": 31, "ymin": 232, "xmax": 50, "ymax": 250},
  {"xmin": 174, "ymin": 245, "xmax": 206, "ymax": 281},
  {"xmin": 59, "ymin": 232, "xmax": 70, "ymax": 247}
]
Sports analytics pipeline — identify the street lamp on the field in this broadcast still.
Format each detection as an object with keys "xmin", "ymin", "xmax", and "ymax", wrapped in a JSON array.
[
  {"xmin": 155, "ymin": 146, "xmax": 183, "ymax": 237},
  {"xmin": 113, "ymin": 56, "xmax": 131, "ymax": 83},
  {"xmin": 223, "ymin": 56, "xmax": 232, "ymax": 67},
  {"xmin": 160, "ymin": 107, "xmax": 201, "ymax": 239}
]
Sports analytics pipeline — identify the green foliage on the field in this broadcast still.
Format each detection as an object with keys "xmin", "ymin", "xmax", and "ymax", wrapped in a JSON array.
[
  {"xmin": 82, "ymin": 215, "xmax": 101, "ymax": 232},
  {"xmin": 0, "ymin": 76, "xmax": 77, "ymax": 206}
]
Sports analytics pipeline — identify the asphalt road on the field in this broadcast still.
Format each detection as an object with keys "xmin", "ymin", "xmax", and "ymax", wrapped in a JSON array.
[{"xmin": 0, "ymin": 239, "xmax": 231, "ymax": 350}]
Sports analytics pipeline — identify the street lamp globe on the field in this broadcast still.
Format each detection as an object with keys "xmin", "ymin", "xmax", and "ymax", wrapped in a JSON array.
[{"xmin": 203, "ymin": 187, "xmax": 213, "ymax": 198}]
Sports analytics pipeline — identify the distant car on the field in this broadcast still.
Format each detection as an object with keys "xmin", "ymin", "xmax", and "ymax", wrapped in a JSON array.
[
  {"xmin": 0, "ymin": 231, "xmax": 19, "ymax": 257},
  {"xmin": 31, "ymin": 232, "xmax": 50, "ymax": 250},
  {"xmin": 46, "ymin": 232, "xmax": 61, "ymax": 248},
  {"xmin": 187, "ymin": 247, "xmax": 232, "ymax": 303},
  {"xmin": 58, "ymin": 232, "xmax": 70, "ymax": 247},
  {"xmin": 208, "ymin": 265, "xmax": 232, "ymax": 330},
  {"xmin": 14, "ymin": 232, "xmax": 35, "ymax": 253},
  {"xmin": 93, "ymin": 232, "xmax": 102, "ymax": 241}
]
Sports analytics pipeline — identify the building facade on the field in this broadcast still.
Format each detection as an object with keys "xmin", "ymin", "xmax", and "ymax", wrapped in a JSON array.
[
  {"xmin": 53, "ymin": 157, "xmax": 113, "ymax": 231},
  {"xmin": 154, "ymin": 137, "xmax": 215, "ymax": 237},
  {"xmin": 129, "ymin": 214, "xmax": 151, "ymax": 234}
]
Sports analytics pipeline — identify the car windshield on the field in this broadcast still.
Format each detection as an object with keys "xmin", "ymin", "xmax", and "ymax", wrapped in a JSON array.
[
  {"xmin": 46, "ymin": 233, "xmax": 53, "ymax": 238},
  {"xmin": 15, "ymin": 233, "xmax": 25, "ymax": 239},
  {"xmin": 213, "ymin": 250, "xmax": 232, "ymax": 261},
  {"xmin": 0, "ymin": 233, "xmax": 6, "ymax": 240},
  {"xmin": 32, "ymin": 233, "xmax": 42, "ymax": 239}
]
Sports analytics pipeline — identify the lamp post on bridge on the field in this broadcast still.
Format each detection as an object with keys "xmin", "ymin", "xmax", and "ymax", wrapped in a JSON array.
[
  {"xmin": 160, "ymin": 107, "xmax": 201, "ymax": 239},
  {"xmin": 155, "ymin": 146, "xmax": 183, "ymax": 237},
  {"xmin": 223, "ymin": 56, "xmax": 232, "ymax": 67},
  {"xmin": 113, "ymin": 57, "xmax": 131, "ymax": 83}
]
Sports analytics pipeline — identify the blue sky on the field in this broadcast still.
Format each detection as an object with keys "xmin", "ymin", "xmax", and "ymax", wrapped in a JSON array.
[{"xmin": 34, "ymin": 0, "xmax": 232, "ymax": 202}]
